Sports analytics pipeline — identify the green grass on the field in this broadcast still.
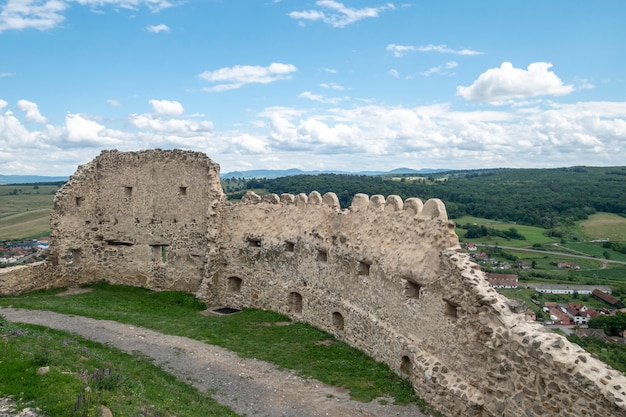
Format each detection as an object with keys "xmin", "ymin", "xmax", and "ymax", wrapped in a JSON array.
[
  {"xmin": 454, "ymin": 216, "xmax": 560, "ymax": 246},
  {"xmin": 0, "ymin": 283, "xmax": 421, "ymax": 407},
  {"xmin": 579, "ymin": 213, "xmax": 626, "ymax": 242},
  {"xmin": 0, "ymin": 315, "xmax": 237, "ymax": 417}
]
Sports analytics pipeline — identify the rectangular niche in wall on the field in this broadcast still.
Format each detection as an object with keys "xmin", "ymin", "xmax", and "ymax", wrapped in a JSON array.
[
  {"xmin": 247, "ymin": 238, "xmax": 262, "ymax": 248},
  {"xmin": 228, "ymin": 276, "xmax": 242, "ymax": 293},
  {"xmin": 444, "ymin": 299, "xmax": 459, "ymax": 319},
  {"xmin": 124, "ymin": 186, "xmax": 133, "ymax": 197},
  {"xmin": 179, "ymin": 186, "xmax": 187, "ymax": 196},
  {"xmin": 64, "ymin": 249, "xmax": 81, "ymax": 266},
  {"xmin": 284, "ymin": 241, "xmax": 295, "ymax": 252},
  {"xmin": 316, "ymin": 249, "xmax": 328, "ymax": 262},
  {"xmin": 75, "ymin": 196, "xmax": 84, "ymax": 207},
  {"xmin": 357, "ymin": 260, "xmax": 371, "ymax": 276},
  {"xmin": 404, "ymin": 279, "xmax": 422, "ymax": 299}
]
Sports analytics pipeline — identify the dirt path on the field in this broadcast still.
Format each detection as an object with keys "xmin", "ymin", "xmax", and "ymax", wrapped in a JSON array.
[{"xmin": 1, "ymin": 308, "xmax": 429, "ymax": 417}]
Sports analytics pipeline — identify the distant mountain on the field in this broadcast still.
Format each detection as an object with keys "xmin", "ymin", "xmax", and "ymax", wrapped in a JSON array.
[
  {"xmin": 0, "ymin": 174, "xmax": 68, "ymax": 185},
  {"xmin": 221, "ymin": 167, "xmax": 449, "ymax": 179}
]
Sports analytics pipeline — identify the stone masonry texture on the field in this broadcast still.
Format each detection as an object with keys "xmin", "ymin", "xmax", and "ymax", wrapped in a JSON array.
[{"xmin": 1, "ymin": 149, "xmax": 625, "ymax": 417}]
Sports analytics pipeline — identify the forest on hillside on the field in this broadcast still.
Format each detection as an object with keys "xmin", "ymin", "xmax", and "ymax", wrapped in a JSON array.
[{"xmin": 238, "ymin": 166, "xmax": 626, "ymax": 230}]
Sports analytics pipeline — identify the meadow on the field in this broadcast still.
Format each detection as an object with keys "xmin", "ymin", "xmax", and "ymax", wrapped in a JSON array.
[
  {"xmin": 0, "ymin": 183, "xmax": 59, "ymax": 240},
  {"xmin": 0, "ymin": 284, "xmax": 422, "ymax": 417}
]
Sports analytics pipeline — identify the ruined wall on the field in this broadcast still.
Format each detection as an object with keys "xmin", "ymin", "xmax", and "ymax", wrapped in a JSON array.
[
  {"xmin": 214, "ymin": 191, "xmax": 626, "ymax": 417},
  {"xmin": 1, "ymin": 149, "xmax": 625, "ymax": 417},
  {"xmin": 48, "ymin": 149, "xmax": 224, "ymax": 291}
]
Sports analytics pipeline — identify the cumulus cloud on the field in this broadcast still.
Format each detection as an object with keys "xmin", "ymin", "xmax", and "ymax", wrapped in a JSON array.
[
  {"xmin": 16, "ymin": 100, "xmax": 47, "ymax": 123},
  {"xmin": 0, "ymin": 0, "xmax": 175, "ymax": 32},
  {"xmin": 199, "ymin": 63, "xmax": 297, "ymax": 92},
  {"xmin": 65, "ymin": 113, "xmax": 125, "ymax": 146},
  {"xmin": 388, "ymin": 68, "xmax": 399, "ymax": 78},
  {"xmin": 146, "ymin": 23, "xmax": 170, "ymax": 33},
  {"xmin": 422, "ymin": 61, "xmax": 458, "ymax": 77},
  {"xmin": 457, "ymin": 62, "xmax": 575, "ymax": 103},
  {"xmin": 149, "ymin": 99, "xmax": 183, "ymax": 116},
  {"xmin": 1, "ymin": 97, "xmax": 625, "ymax": 175},
  {"xmin": 289, "ymin": 1, "xmax": 395, "ymax": 28}
]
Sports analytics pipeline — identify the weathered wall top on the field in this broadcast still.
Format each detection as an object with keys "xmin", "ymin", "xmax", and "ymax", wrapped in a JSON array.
[{"xmin": 2, "ymin": 149, "xmax": 625, "ymax": 417}]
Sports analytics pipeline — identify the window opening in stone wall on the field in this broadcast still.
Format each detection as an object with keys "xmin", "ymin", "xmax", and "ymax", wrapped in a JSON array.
[
  {"xmin": 285, "ymin": 241, "xmax": 295, "ymax": 252},
  {"xmin": 247, "ymin": 238, "xmax": 261, "ymax": 248},
  {"xmin": 288, "ymin": 292, "xmax": 303, "ymax": 314},
  {"xmin": 400, "ymin": 356, "xmax": 412, "ymax": 375},
  {"xmin": 357, "ymin": 260, "xmax": 371, "ymax": 276},
  {"xmin": 317, "ymin": 249, "xmax": 328, "ymax": 262},
  {"xmin": 75, "ymin": 196, "xmax": 83, "ymax": 206},
  {"xmin": 124, "ymin": 186, "xmax": 133, "ymax": 197},
  {"xmin": 332, "ymin": 312, "xmax": 344, "ymax": 331},
  {"xmin": 179, "ymin": 186, "xmax": 187, "ymax": 196},
  {"xmin": 404, "ymin": 280, "xmax": 422, "ymax": 299},
  {"xmin": 228, "ymin": 276, "xmax": 243, "ymax": 293},
  {"xmin": 151, "ymin": 245, "xmax": 168, "ymax": 264},
  {"xmin": 444, "ymin": 300, "xmax": 458, "ymax": 318}
]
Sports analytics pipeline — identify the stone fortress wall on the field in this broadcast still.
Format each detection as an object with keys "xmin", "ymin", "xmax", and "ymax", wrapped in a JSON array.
[{"xmin": 1, "ymin": 149, "xmax": 625, "ymax": 417}]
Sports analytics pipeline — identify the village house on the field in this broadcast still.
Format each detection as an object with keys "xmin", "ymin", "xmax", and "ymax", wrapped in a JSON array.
[
  {"xmin": 486, "ymin": 273, "xmax": 519, "ymax": 289},
  {"xmin": 593, "ymin": 289, "xmax": 624, "ymax": 308},
  {"xmin": 557, "ymin": 262, "xmax": 580, "ymax": 270},
  {"xmin": 533, "ymin": 283, "xmax": 612, "ymax": 295}
]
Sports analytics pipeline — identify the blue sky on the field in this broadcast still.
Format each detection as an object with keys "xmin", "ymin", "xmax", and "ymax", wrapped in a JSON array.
[{"xmin": 1, "ymin": 1, "xmax": 625, "ymax": 176}]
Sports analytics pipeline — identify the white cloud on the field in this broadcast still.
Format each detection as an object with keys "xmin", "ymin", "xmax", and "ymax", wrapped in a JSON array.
[
  {"xmin": 107, "ymin": 99, "xmax": 121, "ymax": 107},
  {"xmin": 417, "ymin": 44, "xmax": 483, "ymax": 56},
  {"xmin": 1, "ymin": 72, "xmax": 17, "ymax": 77},
  {"xmin": 422, "ymin": 61, "xmax": 458, "ymax": 77},
  {"xmin": 457, "ymin": 62, "xmax": 575, "ymax": 103},
  {"xmin": 298, "ymin": 91, "xmax": 347, "ymax": 105},
  {"xmin": 149, "ymin": 99, "xmax": 183, "ymax": 116},
  {"xmin": 146, "ymin": 23, "xmax": 169, "ymax": 33},
  {"xmin": 387, "ymin": 43, "xmax": 482, "ymax": 57},
  {"xmin": 16, "ymin": 99, "xmax": 47, "ymax": 123},
  {"xmin": 386, "ymin": 44, "xmax": 417, "ymax": 57},
  {"xmin": 65, "ymin": 113, "xmax": 125, "ymax": 146},
  {"xmin": 320, "ymin": 82, "xmax": 345, "ymax": 90},
  {"xmin": 389, "ymin": 68, "xmax": 399, "ymax": 78},
  {"xmin": 1, "ymin": 97, "xmax": 625, "ymax": 175},
  {"xmin": 0, "ymin": 0, "xmax": 175, "ymax": 32},
  {"xmin": 0, "ymin": 0, "xmax": 67, "ymax": 32},
  {"xmin": 199, "ymin": 63, "xmax": 297, "ymax": 92},
  {"xmin": 289, "ymin": 1, "xmax": 395, "ymax": 28},
  {"xmin": 322, "ymin": 68, "xmax": 337, "ymax": 74}
]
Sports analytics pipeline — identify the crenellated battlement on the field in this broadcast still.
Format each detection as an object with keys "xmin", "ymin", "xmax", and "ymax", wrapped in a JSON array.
[{"xmin": 1, "ymin": 149, "xmax": 625, "ymax": 417}]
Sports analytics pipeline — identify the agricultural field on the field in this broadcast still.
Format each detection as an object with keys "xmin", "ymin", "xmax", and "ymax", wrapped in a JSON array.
[
  {"xmin": 0, "ymin": 183, "xmax": 60, "ymax": 240},
  {"xmin": 578, "ymin": 212, "xmax": 626, "ymax": 242}
]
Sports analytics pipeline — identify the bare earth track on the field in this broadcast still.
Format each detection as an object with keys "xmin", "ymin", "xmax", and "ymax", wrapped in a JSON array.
[{"xmin": 0, "ymin": 308, "xmax": 428, "ymax": 417}]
